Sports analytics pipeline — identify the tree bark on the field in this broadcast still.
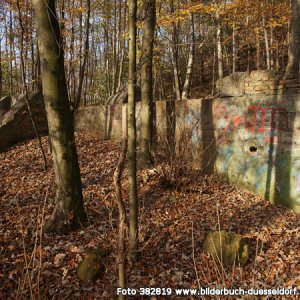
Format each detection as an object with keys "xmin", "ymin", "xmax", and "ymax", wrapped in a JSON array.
[
  {"xmin": 232, "ymin": 18, "xmax": 236, "ymax": 73},
  {"xmin": 170, "ymin": 0, "xmax": 181, "ymax": 100},
  {"xmin": 74, "ymin": 0, "xmax": 91, "ymax": 110},
  {"xmin": 216, "ymin": 13, "xmax": 224, "ymax": 79},
  {"xmin": 0, "ymin": 36, "xmax": 2, "ymax": 97},
  {"xmin": 261, "ymin": 2, "xmax": 270, "ymax": 70},
  {"xmin": 285, "ymin": 0, "xmax": 300, "ymax": 78},
  {"xmin": 128, "ymin": 0, "xmax": 138, "ymax": 261},
  {"xmin": 16, "ymin": 0, "xmax": 48, "ymax": 171},
  {"xmin": 182, "ymin": 13, "xmax": 195, "ymax": 100},
  {"xmin": 117, "ymin": 2, "xmax": 127, "ymax": 91},
  {"xmin": 32, "ymin": 0, "xmax": 86, "ymax": 234},
  {"xmin": 114, "ymin": 138, "xmax": 128, "ymax": 298},
  {"xmin": 256, "ymin": 31, "xmax": 261, "ymax": 70},
  {"xmin": 9, "ymin": 10, "xmax": 13, "ymax": 95},
  {"xmin": 246, "ymin": 15, "xmax": 250, "ymax": 72},
  {"xmin": 140, "ymin": 0, "xmax": 156, "ymax": 165}
]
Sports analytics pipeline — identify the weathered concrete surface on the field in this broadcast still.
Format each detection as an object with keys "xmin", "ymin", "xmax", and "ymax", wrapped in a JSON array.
[
  {"xmin": 106, "ymin": 84, "xmax": 141, "ymax": 105},
  {"xmin": 75, "ymin": 70, "xmax": 300, "ymax": 213},
  {"xmin": 0, "ymin": 91, "xmax": 48, "ymax": 151},
  {"xmin": 213, "ymin": 71, "xmax": 300, "ymax": 212},
  {"xmin": 216, "ymin": 72, "xmax": 246, "ymax": 97},
  {"xmin": 76, "ymin": 104, "xmax": 123, "ymax": 140}
]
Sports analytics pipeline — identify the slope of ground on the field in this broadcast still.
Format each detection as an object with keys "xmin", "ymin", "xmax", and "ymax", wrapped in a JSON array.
[{"xmin": 0, "ymin": 134, "xmax": 299, "ymax": 299}]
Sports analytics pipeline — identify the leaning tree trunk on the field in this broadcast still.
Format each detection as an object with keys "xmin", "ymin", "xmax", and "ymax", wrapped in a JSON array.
[
  {"xmin": 128, "ymin": 0, "xmax": 139, "ymax": 261},
  {"xmin": 285, "ymin": 0, "xmax": 300, "ymax": 78},
  {"xmin": 182, "ymin": 13, "xmax": 195, "ymax": 100},
  {"xmin": 140, "ymin": 0, "xmax": 156, "ymax": 165},
  {"xmin": 32, "ymin": 0, "xmax": 86, "ymax": 234}
]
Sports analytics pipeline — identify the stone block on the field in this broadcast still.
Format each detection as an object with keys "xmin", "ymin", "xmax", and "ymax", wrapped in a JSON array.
[
  {"xmin": 254, "ymin": 85, "xmax": 268, "ymax": 91},
  {"xmin": 77, "ymin": 248, "xmax": 110, "ymax": 283},
  {"xmin": 216, "ymin": 72, "xmax": 246, "ymax": 97},
  {"xmin": 250, "ymin": 70, "xmax": 277, "ymax": 80},
  {"xmin": 203, "ymin": 231, "xmax": 249, "ymax": 266}
]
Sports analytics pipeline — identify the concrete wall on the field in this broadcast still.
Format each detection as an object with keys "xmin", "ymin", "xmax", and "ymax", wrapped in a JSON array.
[
  {"xmin": 0, "ymin": 91, "xmax": 48, "ymax": 151},
  {"xmin": 0, "ymin": 95, "xmax": 12, "ymax": 123},
  {"xmin": 75, "ymin": 70, "xmax": 300, "ymax": 213}
]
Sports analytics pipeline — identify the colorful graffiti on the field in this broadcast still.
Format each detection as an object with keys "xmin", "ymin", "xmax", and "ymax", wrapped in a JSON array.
[
  {"xmin": 247, "ymin": 105, "xmax": 290, "ymax": 133},
  {"xmin": 214, "ymin": 103, "xmax": 292, "ymax": 144}
]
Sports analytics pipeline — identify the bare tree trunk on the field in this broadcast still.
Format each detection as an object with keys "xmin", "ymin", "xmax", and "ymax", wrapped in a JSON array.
[
  {"xmin": 211, "ymin": 45, "xmax": 216, "ymax": 96},
  {"xmin": 285, "ymin": 0, "xmax": 300, "ymax": 78},
  {"xmin": 270, "ymin": 25, "xmax": 274, "ymax": 70},
  {"xmin": 276, "ymin": 41, "xmax": 280, "ymax": 71},
  {"xmin": 9, "ymin": 10, "xmax": 13, "ymax": 95},
  {"xmin": 70, "ymin": 2, "xmax": 76, "ymax": 105},
  {"xmin": 118, "ymin": 2, "xmax": 127, "ymax": 91},
  {"xmin": 158, "ymin": 66, "xmax": 166, "ymax": 100},
  {"xmin": 216, "ymin": 13, "xmax": 224, "ymax": 79},
  {"xmin": 32, "ymin": 0, "xmax": 86, "ymax": 234},
  {"xmin": 170, "ymin": 0, "xmax": 181, "ymax": 100},
  {"xmin": 117, "ymin": 48, "xmax": 125, "ymax": 91},
  {"xmin": 128, "ymin": 0, "xmax": 138, "ymax": 261},
  {"xmin": 232, "ymin": 18, "xmax": 236, "ymax": 73},
  {"xmin": 261, "ymin": 2, "xmax": 270, "ymax": 70},
  {"xmin": 112, "ymin": 0, "xmax": 118, "ymax": 95},
  {"xmin": 79, "ymin": 0, "xmax": 83, "ymax": 69},
  {"xmin": 256, "ymin": 31, "xmax": 261, "ymax": 70},
  {"xmin": 104, "ymin": 21, "xmax": 111, "ymax": 97},
  {"xmin": 36, "ymin": 43, "xmax": 42, "ymax": 90},
  {"xmin": 246, "ymin": 15, "xmax": 250, "ymax": 72},
  {"xmin": 114, "ymin": 138, "xmax": 128, "ymax": 299},
  {"xmin": 182, "ymin": 13, "xmax": 195, "ymax": 100},
  {"xmin": 0, "ymin": 37, "xmax": 2, "ymax": 97},
  {"xmin": 74, "ymin": 0, "xmax": 91, "ymax": 111},
  {"xmin": 16, "ymin": 0, "xmax": 48, "ymax": 171},
  {"xmin": 30, "ymin": 8, "xmax": 35, "ymax": 91},
  {"xmin": 140, "ymin": 0, "xmax": 156, "ymax": 165}
]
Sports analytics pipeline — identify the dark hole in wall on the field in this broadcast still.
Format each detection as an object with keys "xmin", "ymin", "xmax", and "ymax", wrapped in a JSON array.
[{"xmin": 249, "ymin": 146, "xmax": 257, "ymax": 153}]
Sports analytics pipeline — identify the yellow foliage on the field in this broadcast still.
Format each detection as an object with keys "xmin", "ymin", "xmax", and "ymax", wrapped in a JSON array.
[{"xmin": 157, "ymin": 0, "xmax": 290, "ymax": 33}]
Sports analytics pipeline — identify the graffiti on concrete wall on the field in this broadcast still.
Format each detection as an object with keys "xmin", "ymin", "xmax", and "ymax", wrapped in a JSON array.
[
  {"xmin": 213, "ymin": 102, "xmax": 292, "ymax": 144},
  {"xmin": 247, "ymin": 105, "xmax": 290, "ymax": 132}
]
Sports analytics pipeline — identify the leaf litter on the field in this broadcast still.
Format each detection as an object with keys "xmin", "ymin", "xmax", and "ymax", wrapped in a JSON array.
[{"xmin": 0, "ymin": 133, "xmax": 299, "ymax": 299}]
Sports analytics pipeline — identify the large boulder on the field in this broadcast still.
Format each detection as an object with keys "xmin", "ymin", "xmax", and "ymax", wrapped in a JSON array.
[
  {"xmin": 0, "ymin": 91, "xmax": 48, "ymax": 151},
  {"xmin": 203, "ymin": 230, "xmax": 249, "ymax": 266}
]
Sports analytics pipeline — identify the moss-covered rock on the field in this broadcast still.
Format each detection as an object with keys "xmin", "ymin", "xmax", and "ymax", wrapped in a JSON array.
[
  {"xmin": 203, "ymin": 230, "xmax": 249, "ymax": 266},
  {"xmin": 77, "ymin": 248, "xmax": 110, "ymax": 283}
]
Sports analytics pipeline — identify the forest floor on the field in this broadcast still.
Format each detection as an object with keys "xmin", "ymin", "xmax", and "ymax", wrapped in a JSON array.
[{"xmin": 0, "ymin": 133, "xmax": 300, "ymax": 299}]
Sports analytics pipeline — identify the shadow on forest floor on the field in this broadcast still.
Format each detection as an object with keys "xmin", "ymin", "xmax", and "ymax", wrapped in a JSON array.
[{"xmin": 0, "ymin": 134, "xmax": 299, "ymax": 299}]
